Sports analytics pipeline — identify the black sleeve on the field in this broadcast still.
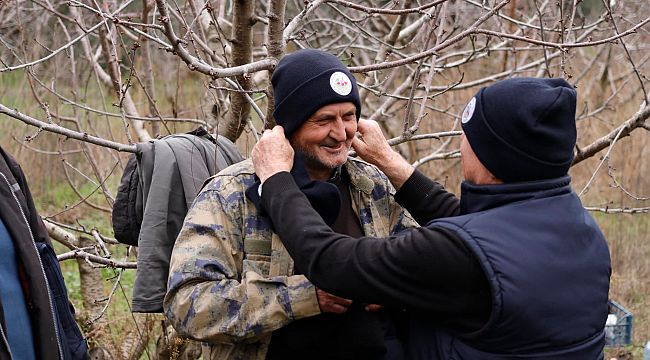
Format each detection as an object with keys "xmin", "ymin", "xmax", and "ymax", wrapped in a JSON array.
[
  {"xmin": 394, "ymin": 169, "xmax": 460, "ymax": 225},
  {"xmin": 261, "ymin": 172, "xmax": 489, "ymax": 331}
]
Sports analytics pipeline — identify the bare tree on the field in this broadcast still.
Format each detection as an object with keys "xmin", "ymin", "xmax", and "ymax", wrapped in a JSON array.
[{"xmin": 1, "ymin": 0, "xmax": 649, "ymax": 356}]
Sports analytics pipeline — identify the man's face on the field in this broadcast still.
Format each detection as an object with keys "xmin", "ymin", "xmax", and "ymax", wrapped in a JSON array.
[{"xmin": 289, "ymin": 102, "xmax": 357, "ymax": 179}]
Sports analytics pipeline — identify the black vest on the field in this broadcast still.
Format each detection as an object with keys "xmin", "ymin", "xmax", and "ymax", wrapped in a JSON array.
[{"xmin": 409, "ymin": 176, "xmax": 611, "ymax": 360}]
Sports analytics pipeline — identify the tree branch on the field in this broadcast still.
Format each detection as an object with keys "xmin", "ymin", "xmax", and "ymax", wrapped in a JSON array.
[
  {"xmin": 349, "ymin": 0, "xmax": 511, "ymax": 73},
  {"xmin": 155, "ymin": 0, "xmax": 275, "ymax": 78},
  {"xmin": 58, "ymin": 250, "xmax": 137, "ymax": 269},
  {"xmin": 573, "ymin": 101, "xmax": 650, "ymax": 165},
  {"xmin": 0, "ymin": 104, "xmax": 137, "ymax": 152}
]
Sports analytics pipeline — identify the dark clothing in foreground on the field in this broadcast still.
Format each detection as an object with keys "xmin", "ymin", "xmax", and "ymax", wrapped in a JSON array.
[
  {"xmin": 0, "ymin": 216, "xmax": 35, "ymax": 359},
  {"xmin": 260, "ymin": 169, "xmax": 611, "ymax": 359},
  {"xmin": 0, "ymin": 147, "xmax": 61, "ymax": 360}
]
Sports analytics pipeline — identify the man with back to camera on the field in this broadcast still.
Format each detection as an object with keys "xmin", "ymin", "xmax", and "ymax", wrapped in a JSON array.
[
  {"xmin": 252, "ymin": 77, "xmax": 612, "ymax": 359},
  {"xmin": 164, "ymin": 49, "xmax": 417, "ymax": 359}
]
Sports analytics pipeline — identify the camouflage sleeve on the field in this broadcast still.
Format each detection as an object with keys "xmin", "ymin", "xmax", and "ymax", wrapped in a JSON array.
[{"xmin": 163, "ymin": 177, "xmax": 321, "ymax": 343}]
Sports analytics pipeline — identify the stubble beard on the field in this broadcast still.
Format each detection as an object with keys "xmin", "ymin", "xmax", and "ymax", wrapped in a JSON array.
[{"xmin": 293, "ymin": 143, "xmax": 349, "ymax": 174}]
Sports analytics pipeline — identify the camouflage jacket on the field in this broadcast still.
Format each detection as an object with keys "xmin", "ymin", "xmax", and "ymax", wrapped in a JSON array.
[{"xmin": 164, "ymin": 158, "xmax": 417, "ymax": 360}]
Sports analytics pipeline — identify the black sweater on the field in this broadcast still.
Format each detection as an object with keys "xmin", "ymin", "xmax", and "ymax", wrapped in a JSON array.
[
  {"xmin": 266, "ymin": 169, "xmax": 386, "ymax": 360},
  {"xmin": 261, "ymin": 169, "xmax": 491, "ymax": 334}
]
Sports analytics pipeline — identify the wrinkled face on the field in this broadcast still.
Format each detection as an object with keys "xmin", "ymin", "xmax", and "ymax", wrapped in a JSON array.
[
  {"xmin": 290, "ymin": 102, "xmax": 357, "ymax": 180},
  {"xmin": 460, "ymin": 132, "xmax": 502, "ymax": 185}
]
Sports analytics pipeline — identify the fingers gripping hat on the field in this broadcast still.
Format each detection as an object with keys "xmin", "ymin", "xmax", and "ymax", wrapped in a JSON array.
[
  {"xmin": 271, "ymin": 49, "xmax": 362, "ymax": 137},
  {"xmin": 460, "ymin": 77, "xmax": 577, "ymax": 183}
]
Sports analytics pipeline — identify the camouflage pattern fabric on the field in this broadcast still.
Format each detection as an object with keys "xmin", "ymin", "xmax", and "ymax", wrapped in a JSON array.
[{"xmin": 164, "ymin": 158, "xmax": 416, "ymax": 360}]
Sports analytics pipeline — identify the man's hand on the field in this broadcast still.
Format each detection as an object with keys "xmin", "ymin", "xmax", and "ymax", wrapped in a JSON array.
[
  {"xmin": 352, "ymin": 119, "xmax": 397, "ymax": 166},
  {"xmin": 252, "ymin": 126, "xmax": 295, "ymax": 183},
  {"xmin": 352, "ymin": 119, "xmax": 414, "ymax": 190},
  {"xmin": 316, "ymin": 288, "xmax": 353, "ymax": 314}
]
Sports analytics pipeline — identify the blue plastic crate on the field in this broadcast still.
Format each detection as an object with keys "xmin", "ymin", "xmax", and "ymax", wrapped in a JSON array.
[{"xmin": 605, "ymin": 299, "xmax": 633, "ymax": 347}]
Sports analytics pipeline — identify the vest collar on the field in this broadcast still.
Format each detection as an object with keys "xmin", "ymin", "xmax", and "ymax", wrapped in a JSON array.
[{"xmin": 459, "ymin": 176, "xmax": 572, "ymax": 215}]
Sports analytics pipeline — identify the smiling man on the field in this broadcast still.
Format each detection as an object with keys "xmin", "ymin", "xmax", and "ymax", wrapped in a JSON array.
[{"xmin": 164, "ymin": 49, "xmax": 417, "ymax": 360}]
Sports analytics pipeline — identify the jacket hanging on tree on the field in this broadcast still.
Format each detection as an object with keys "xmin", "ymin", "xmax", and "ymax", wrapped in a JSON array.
[{"xmin": 112, "ymin": 128, "xmax": 244, "ymax": 313}]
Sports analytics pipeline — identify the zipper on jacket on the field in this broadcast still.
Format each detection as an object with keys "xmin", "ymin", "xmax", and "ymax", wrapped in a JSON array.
[
  {"xmin": 0, "ymin": 177, "xmax": 16, "ymax": 359},
  {"xmin": 0, "ymin": 320, "xmax": 13, "ymax": 359},
  {"xmin": 0, "ymin": 172, "xmax": 64, "ymax": 360}
]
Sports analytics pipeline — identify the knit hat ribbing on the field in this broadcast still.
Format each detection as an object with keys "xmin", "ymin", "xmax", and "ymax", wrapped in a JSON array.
[
  {"xmin": 272, "ymin": 49, "xmax": 362, "ymax": 137},
  {"xmin": 460, "ymin": 77, "xmax": 577, "ymax": 183}
]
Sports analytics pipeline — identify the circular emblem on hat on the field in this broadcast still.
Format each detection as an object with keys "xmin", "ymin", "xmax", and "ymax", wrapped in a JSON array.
[
  {"xmin": 329, "ymin": 71, "xmax": 352, "ymax": 96},
  {"xmin": 461, "ymin": 97, "xmax": 476, "ymax": 124}
]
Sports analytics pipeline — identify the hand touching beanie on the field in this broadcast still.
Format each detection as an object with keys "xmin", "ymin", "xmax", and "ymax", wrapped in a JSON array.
[
  {"xmin": 460, "ymin": 77, "xmax": 577, "ymax": 182},
  {"xmin": 272, "ymin": 49, "xmax": 361, "ymax": 137}
]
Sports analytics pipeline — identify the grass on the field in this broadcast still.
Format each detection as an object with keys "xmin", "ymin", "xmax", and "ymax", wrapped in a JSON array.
[
  {"xmin": 597, "ymin": 212, "xmax": 650, "ymax": 358},
  {"xmin": 0, "ymin": 71, "xmax": 30, "ymax": 110}
]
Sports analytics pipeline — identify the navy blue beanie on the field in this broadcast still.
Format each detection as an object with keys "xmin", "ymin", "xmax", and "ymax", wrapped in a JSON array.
[
  {"xmin": 460, "ymin": 77, "xmax": 577, "ymax": 183},
  {"xmin": 272, "ymin": 49, "xmax": 362, "ymax": 137}
]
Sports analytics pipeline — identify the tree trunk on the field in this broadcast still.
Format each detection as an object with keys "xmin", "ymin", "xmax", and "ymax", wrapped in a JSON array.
[{"xmin": 219, "ymin": 0, "xmax": 255, "ymax": 141}]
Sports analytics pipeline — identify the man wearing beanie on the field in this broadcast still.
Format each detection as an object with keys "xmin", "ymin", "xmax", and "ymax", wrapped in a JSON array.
[
  {"xmin": 164, "ymin": 49, "xmax": 417, "ymax": 360},
  {"xmin": 252, "ymin": 77, "xmax": 612, "ymax": 359}
]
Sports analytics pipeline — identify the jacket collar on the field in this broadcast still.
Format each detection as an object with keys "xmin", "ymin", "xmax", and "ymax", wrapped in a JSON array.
[
  {"xmin": 459, "ymin": 176, "xmax": 572, "ymax": 215},
  {"xmin": 344, "ymin": 159, "xmax": 376, "ymax": 195}
]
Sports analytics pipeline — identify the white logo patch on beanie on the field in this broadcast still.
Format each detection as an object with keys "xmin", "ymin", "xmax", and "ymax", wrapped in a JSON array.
[
  {"xmin": 461, "ymin": 97, "xmax": 476, "ymax": 124},
  {"xmin": 329, "ymin": 72, "xmax": 352, "ymax": 96}
]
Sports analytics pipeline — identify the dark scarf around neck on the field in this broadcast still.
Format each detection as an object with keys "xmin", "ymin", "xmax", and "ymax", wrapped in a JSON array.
[{"xmin": 245, "ymin": 152, "xmax": 341, "ymax": 225}]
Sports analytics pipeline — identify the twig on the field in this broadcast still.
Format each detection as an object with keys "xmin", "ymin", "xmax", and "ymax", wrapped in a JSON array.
[
  {"xmin": 573, "ymin": 102, "xmax": 650, "ymax": 165},
  {"xmin": 222, "ymin": 77, "xmax": 264, "ymax": 140},
  {"xmin": 57, "ymin": 250, "xmax": 136, "ymax": 268},
  {"xmin": 578, "ymin": 125, "xmax": 626, "ymax": 197},
  {"xmin": 91, "ymin": 229, "xmax": 112, "ymax": 258},
  {"xmin": 584, "ymin": 206, "xmax": 650, "ymax": 214},
  {"xmin": 600, "ymin": 0, "xmax": 648, "ymax": 101},
  {"xmin": 62, "ymin": 159, "xmax": 116, "ymax": 202},
  {"xmin": 326, "ymin": 0, "xmax": 445, "ymax": 15},
  {"xmin": 43, "ymin": 218, "xmax": 119, "ymax": 244},
  {"xmin": 606, "ymin": 162, "xmax": 650, "ymax": 201},
  {"xmin": 60, "ymin": 160, "xmax": 113, "ymax": 213},
  {"xmin": 91, "ymin": 268, "xmax": 124, "ymax": 322},
  {"xmin": 413, "ymin": 150, "xmax": 460, "ymax": 168}
]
